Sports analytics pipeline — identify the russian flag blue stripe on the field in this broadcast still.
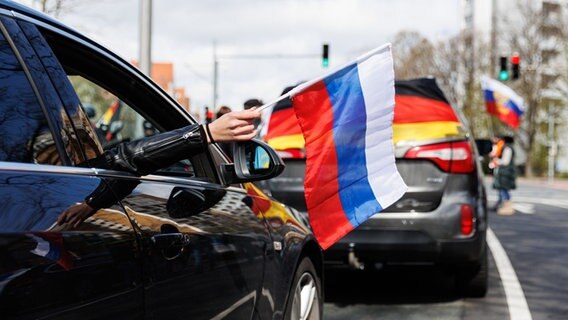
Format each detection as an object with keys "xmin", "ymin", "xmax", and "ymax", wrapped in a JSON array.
[
  {"xmin": 324, "ymin": 64, "xmax": 383, "ymax": 226},
  {"xmin": 483, "ymin": 90, "xmax": 495, "ymax": 103},
  {"xmin": 505, "ymin": 100, "xmax": 524, "ymax": 116}
]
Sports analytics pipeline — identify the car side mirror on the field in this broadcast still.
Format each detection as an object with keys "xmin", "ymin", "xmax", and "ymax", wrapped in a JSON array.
[
  {"xmin": 475, "ymin": 139, "xmax": 493, "ymax": 156},
  {"xmin": 220, "ymin": 138, "xmax": 285, "ymax": 185}
]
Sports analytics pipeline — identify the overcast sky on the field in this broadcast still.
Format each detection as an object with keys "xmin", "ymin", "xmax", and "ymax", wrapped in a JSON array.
[{"xmin": 18, "ymin": 0, "xmax": 463, "ymax": 115}]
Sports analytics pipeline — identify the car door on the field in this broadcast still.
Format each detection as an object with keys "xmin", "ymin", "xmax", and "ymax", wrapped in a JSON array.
[
  {"xmin": 115, "ymin": 177, "xmax": 271, "ymax": 319},
  {"xmin": 0, "ymin": 16, "xmax": 143, "ymax": 319},
  {"xmin": 26, "ymin": 20, "xmax": 272, "ymax": 319}
]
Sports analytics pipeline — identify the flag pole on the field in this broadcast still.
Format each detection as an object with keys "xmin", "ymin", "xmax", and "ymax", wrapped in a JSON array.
[
  {"xmin": 257, "ymin": 92, "xmax": 293, "ymax": 112},
  {"xmin": 257, "ymin": 43, "xmax": 392, "ymax": 113}
]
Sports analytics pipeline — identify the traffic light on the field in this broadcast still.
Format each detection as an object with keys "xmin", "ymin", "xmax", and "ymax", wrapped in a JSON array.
[
  {"xmin": 322, "ymin": 44, "xmax": 329, "ymax": 68},
  {"xmin": 511, "ymin": 54, "xmax": 520, "ymax": 80},
  {"xmin": 499, "ymin": 56, "xmax": 509, "ymax": 81}
]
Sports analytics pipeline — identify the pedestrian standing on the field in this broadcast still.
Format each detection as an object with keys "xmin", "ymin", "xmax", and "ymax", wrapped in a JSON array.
[
  {"xmin": 204, "ymin": 106, "xmax": 214, "ymax": 123},
  {"xmin": 490, "ymin": 135, "xmax": 517, "ymax": 215}
]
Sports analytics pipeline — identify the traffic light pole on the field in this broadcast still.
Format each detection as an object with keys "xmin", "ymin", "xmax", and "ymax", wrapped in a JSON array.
[
  {"xmin": 212, "ymin": 42, "xmax": 218, "ymax": 113},
  {"xmin": 548, "ymin": 109, "xmax": 556, "ymax": 184},
  {"xmin": 138, "ymin": 0, "xmax": 152, "ymax": 138},
  {"xmin": 490, "ymin": 0, "xmax": 498, "ymax": 76}
]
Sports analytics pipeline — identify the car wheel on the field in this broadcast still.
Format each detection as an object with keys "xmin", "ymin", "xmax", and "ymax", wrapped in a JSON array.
[
  {"xmin": 285, "ymin": 257, "xmax": 322, "ymax": 320},
  {"xmin": 456, "ymin": 247, "xmax": 488, "ymax": 298}
]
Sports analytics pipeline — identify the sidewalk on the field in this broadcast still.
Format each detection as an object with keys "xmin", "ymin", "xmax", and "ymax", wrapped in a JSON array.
[
  {"xmin": 484, "ymin": 176, "xmax": 568, "ymax": 191},
  {"xmin": 517, "ymin": 177, "xmax": 568, "ymax": 191}
]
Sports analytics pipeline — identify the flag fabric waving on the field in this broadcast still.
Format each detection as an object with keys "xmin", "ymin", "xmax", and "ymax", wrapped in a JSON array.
[
  {"xmin": 480, "ymin": 76, "xmax": 525, "ymax": 129},
  {"xmin": 283, "ymin": 44, "xmax": 407, "ymax": 249}
]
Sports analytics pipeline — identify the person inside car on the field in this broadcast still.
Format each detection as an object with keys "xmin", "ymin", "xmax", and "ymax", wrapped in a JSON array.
[{"xmin": 57, "ymin": 108, "xmax": 261, "ymax": 227}]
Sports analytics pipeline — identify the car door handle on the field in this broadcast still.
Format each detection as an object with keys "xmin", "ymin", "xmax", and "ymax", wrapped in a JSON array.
[{"xmin": 150, "ymin": 233, "xmax": 191, "ymax": 249}]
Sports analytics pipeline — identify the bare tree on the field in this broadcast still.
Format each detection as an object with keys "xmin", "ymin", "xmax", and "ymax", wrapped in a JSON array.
[
  {"xmin": 392, "ymin": 31, "xmax": 437, "ymax": 80},
  {"xmin": 392, "ymin": 30, "xmax": 494, "ymax": 138},
  {"xmin": 432, "ymin": 30, "xmax": 495, "ymax": 139},
  {"xmin": 501, "ymin": 1, "xmax": 567, "ymax": 177},
  {"xmin": 35, "ymin": 0, "xmax": 84, "ymax": 18}
]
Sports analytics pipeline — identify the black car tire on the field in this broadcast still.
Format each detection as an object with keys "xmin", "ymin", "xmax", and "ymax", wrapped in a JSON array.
[
  {"xmin": 456, "ymin": 246, "xmax": 488, "ymax": 298},
  {"xmin": 285, "ymin": 257, "xmax": 323, "ymax": 320}
]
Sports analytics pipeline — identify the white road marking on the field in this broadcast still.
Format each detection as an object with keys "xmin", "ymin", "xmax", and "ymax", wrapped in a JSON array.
[
  {"xmin": 487, "ymin": 196, "xmax": 568, "ymax": 210},
  {"xmin": 512, "ymin": 203, "xmax": 535, "ymax": 214},
  {"xmin": 487, "ymin": 228, "xmax": 532, "ymax": 320}
]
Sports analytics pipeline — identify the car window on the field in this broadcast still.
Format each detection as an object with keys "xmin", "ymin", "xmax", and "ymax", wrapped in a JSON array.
[
  {"xmin": 0, "ymin": 21, "xmax": 62, "ymax": 165},
  {"xmin": 67, "ymin": 75, "xmax": 196, "ymax": 176},
  {"xmin": 23, "ymin": 24, "xmax": 213, "ymax": 179},
  {"xmin": 68, "ymin": 75, "xmax": 157, "ymax": 148}
]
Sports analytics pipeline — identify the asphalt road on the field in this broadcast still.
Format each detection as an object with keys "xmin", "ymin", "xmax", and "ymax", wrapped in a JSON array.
[{"xmin": 323, "ymin": 178, "xmax": 568, "ymax": 319}]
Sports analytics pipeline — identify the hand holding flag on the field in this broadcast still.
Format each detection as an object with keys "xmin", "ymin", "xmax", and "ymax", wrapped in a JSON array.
[{"xmin": 260, "ymin": 44, "xmax": 407, "ymax": 249}]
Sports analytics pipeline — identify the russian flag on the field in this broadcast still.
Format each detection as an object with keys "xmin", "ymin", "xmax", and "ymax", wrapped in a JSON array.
[
  {"xmin": 286, "ymin": 44, "xmax": 407, "ymax": 249},
  {"xmin": 480, "ymin": 76, "xmax": 525, "ymax": 129},
  {"xmin": 29, "ymin": 233, "xmax": 74, "ymax": 270}
]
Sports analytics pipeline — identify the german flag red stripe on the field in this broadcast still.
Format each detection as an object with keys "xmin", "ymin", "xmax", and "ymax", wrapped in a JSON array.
[
  {"xmin": 264, "ymin": 107, "xmax": 302, "ymax": 140},
  {"xmin": 394, "ymin": 95, "xmax": 458, "ymax": 124}
]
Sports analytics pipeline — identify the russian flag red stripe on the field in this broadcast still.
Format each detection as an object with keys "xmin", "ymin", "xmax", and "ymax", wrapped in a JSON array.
[{"xmin": 293, "ymin": 81, "xmax": 352, "ymax": 247}]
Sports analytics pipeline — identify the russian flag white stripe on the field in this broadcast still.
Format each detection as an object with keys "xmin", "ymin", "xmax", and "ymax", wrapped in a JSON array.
[{"xmin": 357, "ymin": 47, "xmax": 407, "ymax": 210}]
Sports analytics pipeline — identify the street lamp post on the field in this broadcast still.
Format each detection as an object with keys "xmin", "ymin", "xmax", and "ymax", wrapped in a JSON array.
[{"xmin": 137, "ymin": 0, "xmax": 152, "ymax": 138}]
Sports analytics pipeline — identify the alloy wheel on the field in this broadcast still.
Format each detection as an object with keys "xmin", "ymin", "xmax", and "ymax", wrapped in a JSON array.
[{"xmin": 290, "ymin": 271, "xmax": 320, "ymax": 320}]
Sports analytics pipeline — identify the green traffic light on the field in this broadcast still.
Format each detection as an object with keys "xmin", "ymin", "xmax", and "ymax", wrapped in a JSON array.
[
  {"xmin": 499, "ymin": 70, "xmax": 509, "ymax": 81},
  {"xmin": 322, "ymin": 44, "xmax": 329, "ymax": 68}
]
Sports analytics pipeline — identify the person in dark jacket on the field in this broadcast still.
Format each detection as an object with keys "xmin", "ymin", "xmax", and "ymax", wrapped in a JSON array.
[
  {"xmin": 57, "ymin": 108, "xmax": 261, "ymax": 227},
  {"xmin": 489, "ymin": 135, "xmax": 517, "ymax": 215}
]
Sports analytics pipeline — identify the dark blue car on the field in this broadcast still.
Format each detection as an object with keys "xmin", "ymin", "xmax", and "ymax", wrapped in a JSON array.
[{"xmin": 0, "ymin": 1, "xmax": 323, "ymax": 319}]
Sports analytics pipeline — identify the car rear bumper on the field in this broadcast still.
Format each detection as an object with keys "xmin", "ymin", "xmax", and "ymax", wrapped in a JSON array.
[{"xmin": 324, "ymin": 228, "xmax": 486, "ymax": 267}]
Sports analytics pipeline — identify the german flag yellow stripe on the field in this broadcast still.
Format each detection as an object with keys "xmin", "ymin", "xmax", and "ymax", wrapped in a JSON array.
[
  {"xmin": 267, "ymin": 134, "xmax": 305, "ymax": 150},
  {"xmin": 267, "ymin": 122, "xmax": 464, "ymax": 149},
  {"xmin": 393, "ymin": 121, "xmax": 465, "ymax": 144}
]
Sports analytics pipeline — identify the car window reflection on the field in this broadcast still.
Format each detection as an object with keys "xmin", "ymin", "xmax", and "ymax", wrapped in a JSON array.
[{"xmin": 0, "ymin": 30, "xmax": 61, "ymax": 165}]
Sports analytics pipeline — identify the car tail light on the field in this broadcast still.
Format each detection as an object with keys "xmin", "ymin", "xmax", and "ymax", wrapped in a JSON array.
[
  {"xmin": 276, "ymin": 149, "xmax": 305, "ymax": 160},
  {"xmin": 403, "ymin": 141, "xmax": 474, "ymax": 173},
  {"xmin": 460, "ymin": 204, "xmax": 474, "ymax": 235}
]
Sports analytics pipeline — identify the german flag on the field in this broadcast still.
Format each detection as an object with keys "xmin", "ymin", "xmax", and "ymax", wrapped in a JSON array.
[
  {"xmin": 393, "ymin": 78, "xmax": 465, "ymax": 144},
  {"xmin": 264, "ymin": 86, "xmax": 305, "ymax": 150},
  {"xmin": 97, "ymin": 100, "xmax": 123, "ymax": 142}
]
